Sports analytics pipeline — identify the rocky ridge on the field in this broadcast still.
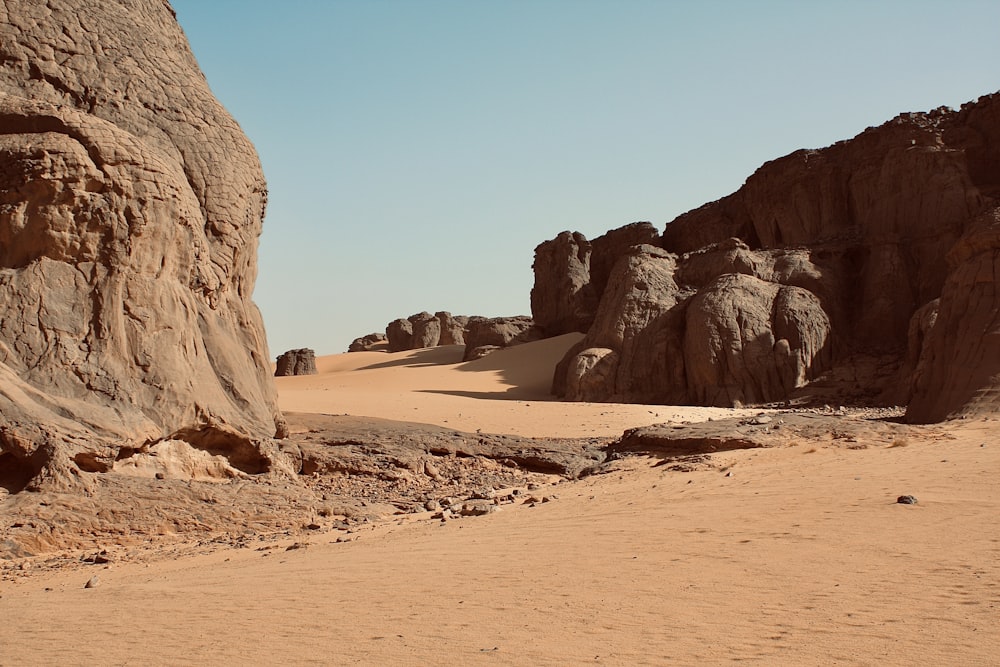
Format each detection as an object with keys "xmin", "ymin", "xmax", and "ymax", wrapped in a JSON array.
[{"xmin": 535, "ymin": 94, "xmax": 1000, "ymax": 423}]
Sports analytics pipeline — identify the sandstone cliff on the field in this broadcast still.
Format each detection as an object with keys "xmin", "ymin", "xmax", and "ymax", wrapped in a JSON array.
[
  {"xmin": 538, "ymin": 94, "xmax": 1000, "ymax": 422},
  {"xmin": 0, "ymin": 0, "xmax": 286, "ymax": 491}
]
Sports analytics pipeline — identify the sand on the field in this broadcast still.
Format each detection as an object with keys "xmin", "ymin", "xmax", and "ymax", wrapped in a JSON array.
[
  {"xmin": 1, "ymin": 335, "xmax": 997, "ymax": 665},
  {"xmin": 276, "ymin": 333, "xmax": 759, "ymax": 438}
]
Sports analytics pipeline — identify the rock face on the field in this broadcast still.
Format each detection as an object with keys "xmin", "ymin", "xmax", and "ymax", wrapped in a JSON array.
[
  {"xmin": 385, "ymin": 318, "xmax": 414, "ymax": 352},
  {"xmin": 531, "ymin": 222, "xmax": 659, "ymax": 336},
  {"xmin": 275, "ymin": 349, "xmax": 317, "ymax": 376},
  {"xmin": 540, "ymin": 94, "xmax": 1000, "ymax": 422},
  {"xmin": 0, "ymin": 0, "xmax": 286, "ymax": 491},
  {"xmin": 530, "ymin": 231, "xmax": 595, "ymax": 336}
]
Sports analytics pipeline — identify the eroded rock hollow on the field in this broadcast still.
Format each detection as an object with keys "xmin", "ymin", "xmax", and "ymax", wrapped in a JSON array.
[{"xmin": 0, "ymin": 0, "xmax": 286, "ymax": 491}]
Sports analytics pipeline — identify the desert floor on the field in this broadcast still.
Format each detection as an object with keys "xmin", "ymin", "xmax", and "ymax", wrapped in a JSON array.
[{"xmin": 1, "ymin": 335, "xmax": 997, "ymax": 665}]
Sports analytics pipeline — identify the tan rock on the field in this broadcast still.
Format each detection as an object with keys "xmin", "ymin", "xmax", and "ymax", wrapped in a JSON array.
[{"xmin": 0, "ymin": 0, "xmax": 285, "ymax": 489}]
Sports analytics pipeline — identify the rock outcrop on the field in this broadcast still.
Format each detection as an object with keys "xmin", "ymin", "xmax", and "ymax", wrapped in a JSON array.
[
  {"xmin": 463, "ymin": 316, "xmax": 541, "ymax": 361},
  {"xmin": 348, "ymin": 333, "xmax": 386, "ymax": 352},
  {"xmin": 275, "ymin": 349, "xmax": 318, "ymax": 376},
  {"xmin": 0, "ymin": 0, "xmax": 286, "ymax": 491},
  {"xmin": 531, "ymin": 222, "xmax": 660, "ymax": 336},
  {"xmin": 378, "ymin": 311, "xmax": 530, "ymax": 360},
  {"xmin": 539, "ymin": 93, "xmax": 1000, "ymax": 422}
]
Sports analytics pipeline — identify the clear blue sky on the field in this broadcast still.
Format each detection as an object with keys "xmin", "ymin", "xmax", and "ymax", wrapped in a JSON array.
[{"xmin": 170, "ymin": 0, "xmax": 1000, "ymax": 357}]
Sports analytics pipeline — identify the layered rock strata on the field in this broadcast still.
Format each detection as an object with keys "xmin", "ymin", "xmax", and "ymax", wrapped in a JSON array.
[
  {"xmin": 538, "ymin": 94, "xmax": 1000, "ymax": 422},
  {"xmin": 0, "ymin": 0, "xmax": 286, "ymax": 490}
]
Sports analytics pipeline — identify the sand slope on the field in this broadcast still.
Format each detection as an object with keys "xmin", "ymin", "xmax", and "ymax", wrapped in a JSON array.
[
  {"xmin": 1, "ymin": 337, "xmax": 997, "ymax": 665},
  {"xmin": 276, "ymin": 334, "xmax": 757, "ymax": 438}
]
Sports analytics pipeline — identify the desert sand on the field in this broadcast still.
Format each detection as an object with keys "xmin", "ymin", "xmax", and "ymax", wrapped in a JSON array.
[{"xmin": 1, "ymin": 335, "xmax": 997, "ymax": 665}]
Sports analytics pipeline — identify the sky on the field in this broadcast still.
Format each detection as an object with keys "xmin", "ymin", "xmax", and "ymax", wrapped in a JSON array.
[{"xmin": 169, "ymin": 0, "xmax": 1000, "ymax": 357}]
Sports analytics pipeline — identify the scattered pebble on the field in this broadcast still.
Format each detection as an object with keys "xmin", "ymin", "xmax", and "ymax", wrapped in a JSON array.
[
  {"xmin": 896, "ymin": 495, "xmax": 918, "ymax": 505},
  {"xmin": 84, "ymin": 575, "xmax": 99, "ymax": 589}
]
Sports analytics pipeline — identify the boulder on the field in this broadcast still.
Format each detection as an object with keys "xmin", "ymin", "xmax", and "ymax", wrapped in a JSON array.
[
  {"xmin": 275, "ymin": 349, "xmax": 318, "ymax": 376},
  {"xmin": 683, "ymin": 274, "xmax": 832, "ymax": 406},
  {"xmin": 436, "ymin": 312, "xmax": 467, "ymax": 346},
  {"xmin": 348, "ymin": 333, "xmax": 387, "ymax": 352},
  {"xmin": 408, "ymin": 312, "xmax": 441, "ymax": 349},
  {"xmin": 0, "ymin": 0, "xmax": 286, "ymax": 490},
  {"xmin": 385, "ymin": 318, "xmax": 414, "ymax": 352},
  {"xmin": 462, "ymin": 316, "xmax": 540, "ymax": 361},
  {"xmin": 530, "ymin": 231, "xmax": 596, "ymax": 335}
]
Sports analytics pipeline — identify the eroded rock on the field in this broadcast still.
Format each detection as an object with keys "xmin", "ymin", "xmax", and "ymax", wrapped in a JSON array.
[{"xmin": 0, "ymin": 0, "xmax": 286, "ymax": 490}]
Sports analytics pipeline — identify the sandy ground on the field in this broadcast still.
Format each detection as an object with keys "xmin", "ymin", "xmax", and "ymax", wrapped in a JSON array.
[
  {"xmin": 1, "ymin": 336, "xmax": 998, "ymax": 665},
  {"xmin": 276, "ymin": 333, "xmax": 759, "ymax": 437}
]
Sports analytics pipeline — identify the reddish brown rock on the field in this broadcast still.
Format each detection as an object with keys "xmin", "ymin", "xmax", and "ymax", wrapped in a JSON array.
[
  {"xmin": 530, "ymin": 231, "xmax": 596, "ymax": 336},
  {"xmin": 530, "ymin": 222, "xmax": 660, "ymax": 337},
  {"xmin": 683, "ymin": 275, "xmax": 832, "ymax": 407},
  {"xmin": 462, "ymin": 316, "xmax": 540, "ymax": 361},
  {"xmin": 385, "ymin": 318, "xmax": 414, "ymax": 352},
  {"xmin": 436, "ymin": 312, "xmax": 468, "ymax": 346},
  {"xmin": 546, "ymin": 92, "xmax": 1000, "ymax": 419},
  {"xmin": 408, "ymin": 312, "xmax": 441, "ymax": 349},
  {"xmin": 907, "ymin": 208, "xmax": 1000, "ymax": 421},
  {"xmin": 0, "ymin": 0, "xmax": 287, "ymax": 490},
  {"xmin": 348, "ymin": 333, "xmax": 387, "ymax": 352}
]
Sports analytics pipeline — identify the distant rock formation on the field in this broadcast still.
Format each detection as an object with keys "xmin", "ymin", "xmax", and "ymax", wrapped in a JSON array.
[
  {"xmin": 378, "ymin": 311, "xmax": 528, "ymax": 359},
  {"xmin": 348, "ymin": 333, "xmax": 387, "ymax": 352},
  {"xmin": 0, "ymin": 0, "xmax": 287, "ymax": 491},
  {"xmin": 275, "ymin": 349, "xmax": 318, "ymax": 376},
  {"xmin": 536, "ymin": 94, "xmax": 1000, "ymax": 422},
  {"xmin": 462, "ymin": 316, "xmax": 541, "ymax": 361}
]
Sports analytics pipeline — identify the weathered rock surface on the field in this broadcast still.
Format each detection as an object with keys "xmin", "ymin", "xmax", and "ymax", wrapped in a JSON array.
[
  {"xmin": 531, "ymin": 231, "xmax": 596, "ymax": 336},
  {"xmin": 275, "ymin": 349, "xmax": 317, "ymax": 376},
  {"xmin": 385, "ymin": 318, "xmax": 414, "ymax": 352},
  {"xmin": 348, "ymin": 333, "xmax": 386, "ymax": 352},
  {"xmin": 436, "ymin": 312, "xmax": 468, "ymax": 346},
  {"xmin": 540, "ymin": 93, "xmax": 1000, "ymax": 422},
  {"xmin": 530, "ymin": 222, "xmax": 660, "ymax": 337},
  {"xmin": 376, "ymin": 311, "xmax": 530, "ymax": 360},
  {"xmin": 409, "ymin": 312, "xmax": 441, "ymax": 349},
  {"xmin": 0, "ymin": 0, "xmax": 286, "ymax": 491},
  {"xmin": 462, "ymin": 316, "xmax": 541, "ymax": 361}
]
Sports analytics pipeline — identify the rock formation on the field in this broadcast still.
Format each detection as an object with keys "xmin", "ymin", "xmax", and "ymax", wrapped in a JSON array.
[
  {"xmin": 463, "ymin": 316, "xmax": 541, "ymax": 361},
  {"xmin": 0, "ymin": 0, "xmax": 286, "ymax": 491},
  {"xmin": 538, "ymin": 93, "xmax": 1000, "ymax": 422},
  {"xmin": 378, "ymin": 311, "xmax": 530, "ymax": 360},
  {"xmin": 531, "ymin": 222, "xmax": 660, "ymax": 336},
  {"xmin": 275, "ymin": 349, "xmax": 318, "ymax": 376},
  {"xmin": 385, "ymin": 318, "xmax": 414, "ymax": 352},
  {"xmin": 348, "ymin": 333, "xmax": 387, "ymax": 352}
]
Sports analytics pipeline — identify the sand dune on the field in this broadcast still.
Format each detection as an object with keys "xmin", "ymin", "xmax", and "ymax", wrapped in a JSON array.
[
  {"xmin": 277, "ymin": 334, "xmax": 757, "ymax": 438},
  {"xmin": 1, "ymin": 336, "xmax": 997, "ymax": 665}
]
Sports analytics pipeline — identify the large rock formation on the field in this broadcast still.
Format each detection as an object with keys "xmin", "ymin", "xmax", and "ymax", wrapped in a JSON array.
[
  {"xmin": 0, "ymin": 0, "xmax": 286, "ymax": 491},
  {"xmin": 539, "ymin": 94, "xmax": 1000, "ymax": 422},
  {"xmin": 531, "ymin": 222, "xmax": 659, "ymax": 336}
]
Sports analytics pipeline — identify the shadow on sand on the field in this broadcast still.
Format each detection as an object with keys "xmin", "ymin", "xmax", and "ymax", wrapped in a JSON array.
[{"xmin": 355, "ymin": 345, "xmax": 465, "ymax": 371}]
